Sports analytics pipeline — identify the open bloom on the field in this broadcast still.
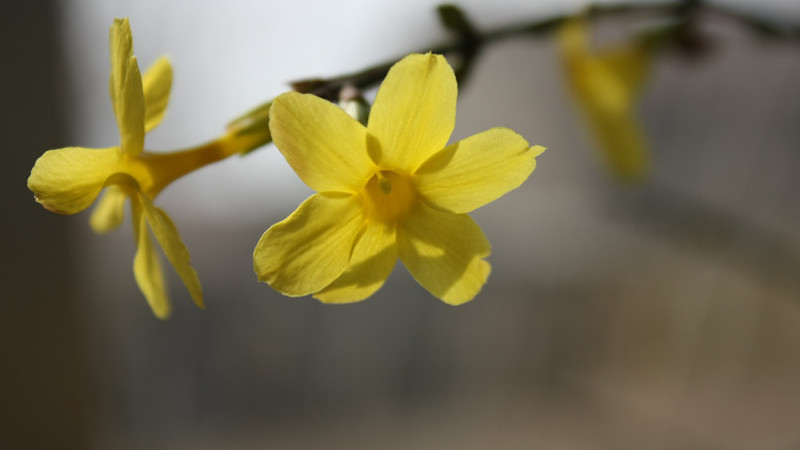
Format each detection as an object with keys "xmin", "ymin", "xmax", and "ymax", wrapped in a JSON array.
[
  {"xmin": 28, "ymin": 18, "xmax": 268, "ymax": 318},
  {"xmin": 560, "ymin": 16, "xmax": 652, "ymax": 182},
  {"xmin": 254, "ymin": 53, "xmax": 545, "ymax": 304}
]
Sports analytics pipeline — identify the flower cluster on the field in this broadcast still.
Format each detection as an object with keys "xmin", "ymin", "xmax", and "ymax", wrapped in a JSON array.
[{"xmin": 28, "ymin": 18, "xmax": 544, "ymax": 317}]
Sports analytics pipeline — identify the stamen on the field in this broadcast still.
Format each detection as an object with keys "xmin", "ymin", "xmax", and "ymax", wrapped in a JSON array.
[
  {"xmin": 376, "ymin": 172, "xmax": 392, "ymax": 194},
  {"xmin": 363, "ymin": 170, "xmax": 417, "ymax": 224}
]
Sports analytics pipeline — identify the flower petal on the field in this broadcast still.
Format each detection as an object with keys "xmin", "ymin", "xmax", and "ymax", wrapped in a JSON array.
[
  {"xmin": 314, "ymin": 222, "xmax": 397, "ymax": 303},
  {"xmin": 138, "ymin": 193, "xmax": 204, "ymax": 309},
  {"xmin": 131, "ymin": 198, "xmax": 171, "ymax": 319},
  {"xmin": 581, "ymin": 106, "xmax": 651, "ymax": 181},
  {"xmin": 398, "ymin": 204, "xmax": 490, "ymax": 305},
  {"xmin": 142, "ymin": 56, "xmax": 172, "ymax": 132},
  {"xmin": 109, "ymin": 18, "xmax": 145, "ymax": 156},
  {"xmin": 253, "ymin": 192, "xmax": 365, "ymax": 296},
  {"xmin": 367, "ymin": 53, "xmax": 457, "ymax": 173},
  {"xmin": 269, "ymin": 92, "xmax": 373, "ymax": 193},
  {"xmin": 27, "ymin": 146, "xmax": 121, "ymax": 214},
  {"xmin": 90, "ymin": 186, "xmax": 127, "ymax": 233},
  {"xmin": 415, "ymin": 127, "xmax": 544, "ymax": 213}
]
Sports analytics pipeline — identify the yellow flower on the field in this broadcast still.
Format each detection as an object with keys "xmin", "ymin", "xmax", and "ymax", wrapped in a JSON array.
[
  {"xmin": 560, "ymin": 16, "xmax": 652, "ymax": 182},
  {"xmin": 28, "ymin": 18, "xmax": 268, "ymax": 318},
  {"xmin": 253, "ymin": 53, "xmax": 545, "ymax": 305}
]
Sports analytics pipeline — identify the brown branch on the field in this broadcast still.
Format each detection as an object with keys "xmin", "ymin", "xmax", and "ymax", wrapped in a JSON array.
[{"xmin": 289, "ymin": 0, "xmax": 799, "ymax": 102}]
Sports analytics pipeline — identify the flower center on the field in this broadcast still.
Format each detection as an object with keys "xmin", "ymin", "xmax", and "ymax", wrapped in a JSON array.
[{"xmin": 363, "ymin": 170, "xmax": 417, "ymax": 224}]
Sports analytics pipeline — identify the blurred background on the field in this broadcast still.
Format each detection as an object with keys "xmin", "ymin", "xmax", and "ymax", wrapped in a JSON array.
[{"xmin": 4, "ymin": 0, "xmax": 800, "ymax": 448}]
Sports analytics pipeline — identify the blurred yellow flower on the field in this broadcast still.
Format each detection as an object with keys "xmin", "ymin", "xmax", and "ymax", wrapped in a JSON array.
[
  {"xmin": 560, "ymin": 16, "xmax": 652, "ymax": 182},
  {"xmin": 254, "ymin": 53, "xmax": 545, "ymax": 305},
  {"xmin": 28, "ymin": 18, "xmax": 267, "ymax": 318}
]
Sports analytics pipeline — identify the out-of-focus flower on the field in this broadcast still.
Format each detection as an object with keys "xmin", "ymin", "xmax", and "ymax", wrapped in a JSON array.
[
  {"xmin": 560, "ymin": 16, "xmax": 653, "ymax": 182},
  {"xmin": 27, "ymin": 18, "xmax": 268, "ymax": 318},
  {"xmin": 254, "ymin": 53, "xmax": 545, "ymax": 305}
]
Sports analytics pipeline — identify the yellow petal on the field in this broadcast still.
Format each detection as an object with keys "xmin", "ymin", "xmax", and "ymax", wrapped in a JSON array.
[
  {"xmin": 109, "ymin": 18, "xmax": 145, "ymax": 156},
  {"xmin": 138, "ymin": 193, "xmax": 204, "ymax": 309},
  {"xmin": 367, "ymin": 53, "xmax": 457, "ymax": 172},
  {"xmin": 269, "ymin": 92, "xmax": 373, "ymax": 193},
  {"xmin": 582, "ymin": 104, "xmax": 651, "ymax": 181},
  {"xmin": 253, "ymin": 193, "xmax": 365, "ymax": 297},
  {"xmin": 27, "ymin": 146, "xmax": 121, "ymax": 214},
  {"xmin": 131, "ymin": 198, "xmax": 171, "ymax": 319},
  {"xmin": 415, "ymin": 127, "xmax": 543, "ymax": 213},
  {"xmin": 90, "ymin": 186, "xmax": 127, "ymax": 233},
  {"xmin": 314, "ymin": 222, "xmax": 397, "ymax": 303},
  {"xmin": 398, "ymin": 204, "xmax": 490, "ymax": 305},
  {"xmin": 560, "ymin": 17, "xmax": 652, "ymax": 182},
  {"xmin": 142, "ymin": 56, "xmax": 172, "ymax": 132}
]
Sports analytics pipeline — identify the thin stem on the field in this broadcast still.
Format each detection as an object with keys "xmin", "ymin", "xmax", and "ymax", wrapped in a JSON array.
[{"xmin": 143, "ymin": 129, "xmax": 270, "ymax": 198}]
